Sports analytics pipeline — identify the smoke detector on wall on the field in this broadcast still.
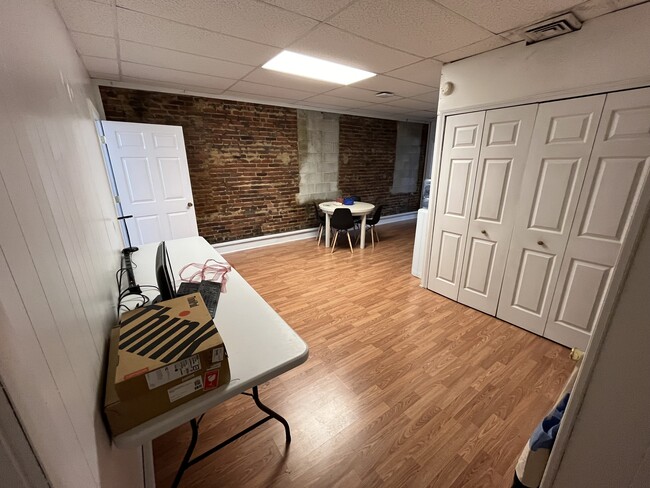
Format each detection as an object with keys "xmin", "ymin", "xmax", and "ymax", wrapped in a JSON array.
[{"xmin": 520, "ymin": 12, "xmax": 582, "ymax": 45}]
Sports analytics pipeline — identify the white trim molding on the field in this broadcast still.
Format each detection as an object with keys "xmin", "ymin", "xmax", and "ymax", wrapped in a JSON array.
[{"xmin": 213, "ymin": 211, "xmax": 417, "ymax": 254}]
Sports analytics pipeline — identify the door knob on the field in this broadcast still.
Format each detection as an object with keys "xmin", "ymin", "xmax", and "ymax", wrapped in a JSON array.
[
  {"xmin": 187, "ymin": 202, "xmax": 194, "ymax": 208},
  {"xmin": 481, "ymin": 230, "xmax": 487, "ymax": 235},
  {"xmin": 537, "ymin": 240, "xmax": 544, "ymax": 246}
]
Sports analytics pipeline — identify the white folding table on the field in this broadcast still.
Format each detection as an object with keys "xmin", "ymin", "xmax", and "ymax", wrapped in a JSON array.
[{"xmin": 116, "ymin": 236, "xmax": 309, "ymax": 488}]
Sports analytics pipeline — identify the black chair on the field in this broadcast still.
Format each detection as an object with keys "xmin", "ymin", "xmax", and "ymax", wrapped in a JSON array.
[
  {"xmin": 330, "ymin": 208, "xmax": 355, "ymax": 254},
  {"xmin": 362, "ymin": 205, "xmax": 383, "ymax": 248},
  {"xmin": 313, "ymin": 202, "xmax": 326, "ymax": 246}
]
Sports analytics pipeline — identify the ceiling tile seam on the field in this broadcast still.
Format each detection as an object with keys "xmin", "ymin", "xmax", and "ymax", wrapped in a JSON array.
[
  {"xmin": 118, "ymin": 39, "xmax": 260, "ymax": 69},
  {"xmin": 432, "ymin": 35, "xmax": 514, "ymax": 61},
  {"xmin": 120, "ymin": 61, "xmax": 243, "ymax": 84},
  {"xmin": 112, "ymin": 1, "xmax": 122, "ymax": 79},
  {"xmin": 426, "ymin": 0, "xmax": 502, "ymax": 36},
  {"xmin": 68, "ymin": 31, "xmax": 116, "ymax": 41},
  {"xmin": 383, "ymin": 57, "xmax": 442, "ymax": 81},
  {"xmin": 320, "ymin": 21, "xmax": 429, "ymax": 62},
  {"xmin": 277, "ymin": 0, "xmax": 363, "ymax": 48},
  {"xmin": 255, "ymin": 0, "xmax": 362, "ymax": 23},
  {"xmin": 118, "ymin": 77, "xmax": 227, "ymax": 94},
  {"xmin": 115, "ymin": 6, "xmax": 291, "ymax": 50}
]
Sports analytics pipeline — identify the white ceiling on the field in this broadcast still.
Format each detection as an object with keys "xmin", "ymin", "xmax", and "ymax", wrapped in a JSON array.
[{"xmin": 55, "ymin": 0, "xmax": 646, "ymax": 122}]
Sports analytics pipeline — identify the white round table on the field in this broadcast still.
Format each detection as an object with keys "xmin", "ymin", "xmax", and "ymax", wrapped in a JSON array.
[{"xmin": 319, "ymin": 201, "xmax": 375, "ymax": 249}]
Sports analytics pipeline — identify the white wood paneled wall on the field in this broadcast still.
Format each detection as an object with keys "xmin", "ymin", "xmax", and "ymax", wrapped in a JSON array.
[{"xmin": 0, "ymin": 1, "xmax": 143, "ymax": 487}]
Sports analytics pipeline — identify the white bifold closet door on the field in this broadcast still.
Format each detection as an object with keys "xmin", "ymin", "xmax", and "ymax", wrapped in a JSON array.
[
  {"xmin": 544, "ymin": 87, "xmax": 650, "ymax": 349},
  {"xmin": 497, "ymin": 95, "xmax": 606, "ymax": 335},
  {"xmin": 427, "ymin": 111, "xmax": 486, "ymax": 299},
  {"xmin": 457, "ymin": 104, "xmax": 537, "ymax": 315}
]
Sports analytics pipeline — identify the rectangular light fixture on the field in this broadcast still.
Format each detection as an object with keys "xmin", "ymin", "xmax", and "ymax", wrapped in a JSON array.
[{"xmin": 262, "ymin": 51, "xmax": 376, "ymax": 85}]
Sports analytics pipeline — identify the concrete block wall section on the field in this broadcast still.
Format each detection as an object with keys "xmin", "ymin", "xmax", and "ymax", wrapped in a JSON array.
[{"xmin": 297, "ymin": 110, "xmax": 340, "ymax": 204}]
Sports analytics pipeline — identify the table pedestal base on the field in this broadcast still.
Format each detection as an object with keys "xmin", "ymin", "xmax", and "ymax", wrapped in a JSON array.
[{"xmin": 171, "ymin": 386, "xmax": 291, "ymax": 488}]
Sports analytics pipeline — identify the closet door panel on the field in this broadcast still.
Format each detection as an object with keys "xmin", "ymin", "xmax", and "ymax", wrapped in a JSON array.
[
  {"xmin": 545, "ymin": 87, "xmax": 650, "ymax": 348},
  {"xmin": 458, "ymin": 104, "xmax": 537, "ymax": 315},
  {"xmin": 427, "ymin": 111, "xmax": 485, "ymax": 299},
  {"xmin": 497, "ymin": 95, "xmax": 606, "ymax": 335}
]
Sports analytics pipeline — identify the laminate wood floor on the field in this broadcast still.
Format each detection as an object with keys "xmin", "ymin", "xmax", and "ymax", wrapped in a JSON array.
[{"xmin": 154, "ymin": 221, "xmax": 574, "ymax": 488}]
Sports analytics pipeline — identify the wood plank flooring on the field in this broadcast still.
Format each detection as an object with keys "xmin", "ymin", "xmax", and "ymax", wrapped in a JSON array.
[{"xmin": 153, "ymin": 221, "xmax": 574, "ymax": 488}]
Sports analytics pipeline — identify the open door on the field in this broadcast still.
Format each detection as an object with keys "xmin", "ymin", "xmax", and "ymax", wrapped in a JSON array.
[{"xmin": 101, "ymin": 121, "xmax": 199, "ymax": 246}]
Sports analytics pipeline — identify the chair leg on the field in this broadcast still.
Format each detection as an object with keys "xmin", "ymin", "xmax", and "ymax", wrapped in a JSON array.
[
  {"xmin": 331, "ymin": 230, "xmax": 339, "ymax": 254},
  {"xmin": 317, "ymin": 224, "xmax": 323, "ymax": 246},
  {"xmin": 346, "ymin": 232, "xmax": 353, "ymax": 254},
  {"xmin": 371, "ymin": 225, "xmax": 374, "ymax": 248},
  {"xmin": 374, "ymin": 227, "xmax": 379, "ymax": 243}
]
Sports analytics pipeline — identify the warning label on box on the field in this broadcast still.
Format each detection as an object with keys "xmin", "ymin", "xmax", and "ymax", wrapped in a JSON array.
[{"xmin": 145, "ymin": 355, "xmax": 201, "ymax": 390}]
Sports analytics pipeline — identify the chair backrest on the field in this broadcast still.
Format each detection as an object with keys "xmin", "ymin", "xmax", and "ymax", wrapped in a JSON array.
[
  {"xmin": 369, "ymin": 205, "xmax": 383, "ymax": 225},
  {"xmin": 331, "ymin": 208, "xmax": 354, "ymax": 229},
  {"xmin": 313, "ymin": 201, "xmax": 324, "ymax": 222}
]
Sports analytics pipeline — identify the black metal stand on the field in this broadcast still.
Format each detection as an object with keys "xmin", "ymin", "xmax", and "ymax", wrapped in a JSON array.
[{"xmin": 170, "ymin": 386, "xmax": 291, "ymax": 488}]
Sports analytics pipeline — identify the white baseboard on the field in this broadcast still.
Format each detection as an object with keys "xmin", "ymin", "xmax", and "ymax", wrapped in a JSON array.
[{"xmin": 213, "ymin": 210, "xmax": 418, "ymax": 254}]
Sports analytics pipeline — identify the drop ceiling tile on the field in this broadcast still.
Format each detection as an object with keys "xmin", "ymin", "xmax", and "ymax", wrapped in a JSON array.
[
  {"xmin": 385, "ymin": 59, "xmax": 442, "ymax": 88},
  {"xmin": 325, "ymin": 86, "xmax": 398, "ymax": 104},
  {"xmin": 327, "ymin": 0, "xmax": 492, "ymax": 57},
  {"xmin": 70, "ymin": 32, "xmax": 117, "ymax": 58},
  {"xmin": 242, "ymin": 68, "xmax": 341, "ymax": 94},
  {"xmin": 121, "ymin": 62, "xmax": 236, "ymax": 90},
  {"xmin": 221, "ymin": 91, "xmax": 301, "ymax": 104},
  {"xmin": 55, "ymin": 0, "xmax": 115, "ymax": 37},
  {"xmin": 82, "ymin": 56, "xmax": 119, "ymax": 75},
  {"xmin": 302, "ymin": 94, "xmax": 374, "ymax": 109},
  {"xmin": 288, "ymin": 24, "xmax": 421, "ymax": 73},
  {"xmin": 120, "ymin": 41, "xmax": 254, "ymax": 79},
  {"xmin": 298, "ymin": 100, "xmax": 353, "ymax": 112},
  {"xmin": 434, "ymin": 35, "xmax": 511, "ymax": 63},
  {"xmin": 572, "ymin": 0, "xmax": 647, "ymax": 21},
  {"xmin": 116, "ymin": 0, "xmax": 318, "ymax": 47},
  {"xmin": 411, "ymin": 91, "xmax": 440, "ymax": 103},
  {"xmin": 383, "ymin": 98, "xmax": 437, "ymax": 111},
  {"xmin": 260, "ymin": 0, "xmax": 356, "ymax": 21},
  {"xmin": 117, "ymin": 9, "xmax": 280, "ymax": 66},
  {"xmin": 403, "ymin": 109, "xmax": 437, "ymax": 120},
  {"xmin": 120, "ymin": 78, "xmax": 226, "ymax": 96},
  {"xmin": 436, "ymin": 0, "xmax": 582, "ymax": 33},
  {"xmin": 352, "ymin": 75, "xmax": 433, "ymax": 98},
  {"xmin": 227, "ymin": 80, "xmax": 315, "ymax": 100},
  {"xmin": 362, "ymin": 104, "xmax": 413, "ymax": 114}
]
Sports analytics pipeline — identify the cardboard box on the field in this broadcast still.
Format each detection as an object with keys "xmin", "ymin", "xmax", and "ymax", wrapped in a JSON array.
[{"xmin": 104, "ymin": 293, "xmax": 230, "ymax": 436}]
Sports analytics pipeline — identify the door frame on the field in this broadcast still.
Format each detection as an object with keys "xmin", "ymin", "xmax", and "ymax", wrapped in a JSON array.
[{"xmin": 421, "ymin": 83, "xmax": 650, "ymax": 487}]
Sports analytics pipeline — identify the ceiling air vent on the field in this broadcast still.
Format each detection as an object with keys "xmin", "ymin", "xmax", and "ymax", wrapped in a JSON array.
[{"xmin": 520, "ymin": 12, "xmax": 582, "ymax": 45}]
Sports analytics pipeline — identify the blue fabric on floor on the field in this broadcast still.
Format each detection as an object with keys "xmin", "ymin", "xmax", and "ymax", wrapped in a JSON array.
[{"xmin": 529, "ymin": 393, "xmax": 570, "ymax": 451}]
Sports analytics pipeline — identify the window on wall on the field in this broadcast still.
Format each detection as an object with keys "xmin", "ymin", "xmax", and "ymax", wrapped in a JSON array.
[{"xmin": 392, "ymin": 122, "xmax": 424, "ymax": 194}]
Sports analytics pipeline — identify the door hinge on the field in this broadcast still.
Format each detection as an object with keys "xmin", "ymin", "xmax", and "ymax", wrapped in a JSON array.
[
  {"xmin": 99, "ymin": 135, "xmax": 107, "ymax": 144},
  {"xmin": 114, "ymin": 195, "xmax": 121, "ymax": 204}
]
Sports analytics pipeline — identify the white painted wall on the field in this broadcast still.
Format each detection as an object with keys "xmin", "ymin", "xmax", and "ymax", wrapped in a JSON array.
[
  {"xmin": 0, "ymin": 0, "xmax": 143, "ymax": 487},
  {"xmin": 438, "ymin": 2, "xmax": 650, "ymax": 114},
  {"xmin": 548, "ymin": 208, "xmax": 650, "ymax": 487}
]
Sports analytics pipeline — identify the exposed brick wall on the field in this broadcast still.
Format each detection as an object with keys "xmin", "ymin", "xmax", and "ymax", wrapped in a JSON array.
[
  {"xmin": 100, "ymin": 87, "xmax": 426, "ymax": 243},
  {"xmin": 339, "ymin": 115, "xmax": 426, "ymax": 216},
  {"xmin": 100, "ymin": 87, "xmax": 306, "ymax": 243}
]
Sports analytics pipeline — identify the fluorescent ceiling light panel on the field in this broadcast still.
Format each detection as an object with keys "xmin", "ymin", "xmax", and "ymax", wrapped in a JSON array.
[{"xmin": 262, "ymin": 51, "xmax": 375, "ymax": 85}]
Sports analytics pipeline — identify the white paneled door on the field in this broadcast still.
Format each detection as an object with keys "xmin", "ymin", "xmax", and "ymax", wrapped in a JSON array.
[
  {"xmin": 427, "ymin": 111, "xmax": 486, "ymax": 299},
  {"xmin": 102, "ymin": 121, "xmax": 198, "ymax": 246},
  {"xmin": 457, "ymin": 104, "xmax": 537, "ymax": 315},
  {"xmin": 544, "ymin": 87, "xmax": 650, "ymax": 349},
  {"xmin": 497, "ymin": 95, "xmax": 606, "ymax": 335}
]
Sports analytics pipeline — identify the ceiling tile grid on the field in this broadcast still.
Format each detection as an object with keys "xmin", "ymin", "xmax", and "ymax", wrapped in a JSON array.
[{"xmin": 54, "ymin": 0, "xmax": 645, "ymax": 121}]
